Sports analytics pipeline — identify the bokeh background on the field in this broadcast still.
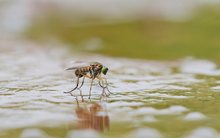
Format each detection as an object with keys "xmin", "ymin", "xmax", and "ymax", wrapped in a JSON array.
[
  {"xmin": 2, "ymin": 1, "xmax": 220, "ymax": 138},
  {"xmin": 1, "ymin": 0, "xmax": 220, "ymax": 62}
]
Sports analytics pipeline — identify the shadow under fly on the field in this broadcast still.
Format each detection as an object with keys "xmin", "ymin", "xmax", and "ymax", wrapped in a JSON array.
[{"xmin": 64, "ymin": 61, "xmax": 112, "ymax": 99}]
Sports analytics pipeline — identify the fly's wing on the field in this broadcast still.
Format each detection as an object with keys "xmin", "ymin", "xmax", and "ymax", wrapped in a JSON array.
[
  {"xmin": 65, "ymin": 61, "xmax": 88, "ymax": 70},
  {"xmin": 65, "ymin": 66, "xmax": 81, "ymax": 70},
  {"xmin": 65, "ymin": 61, "xmax": 96, "ymax": 70}
]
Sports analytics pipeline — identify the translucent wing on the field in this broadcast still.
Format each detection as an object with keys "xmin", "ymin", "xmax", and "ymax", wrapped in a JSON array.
[{"xmin": 65, "ymin": 61, "xmax": 100, "ymax": 70}]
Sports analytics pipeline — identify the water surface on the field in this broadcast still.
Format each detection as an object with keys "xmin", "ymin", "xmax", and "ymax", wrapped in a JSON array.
[{"xmin": 1, "ymin": 39, "xmax": 220, "ymax": 138}]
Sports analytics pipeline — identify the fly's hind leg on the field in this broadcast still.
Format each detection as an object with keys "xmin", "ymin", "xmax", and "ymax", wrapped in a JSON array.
[
  {"xmin": 64, "ymin": 73, "xmax": 85, "ymax": 94},
  {"xmin": 77, "ymin": 76, "xmax": 85, "ymax": 101},
  {"xmin": 64, "ymin": 77, "xmax": 80, "ymax": 94},
  {"xmin": 78, "ymin": 76, "xmax": 85, "ymax": 89}
]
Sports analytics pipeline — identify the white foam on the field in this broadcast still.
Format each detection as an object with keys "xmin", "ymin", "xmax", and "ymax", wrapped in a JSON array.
[
  {"xmin": 184, "ymin": 127, "xmax": 220, "ymax": 138},
  {"xmin": 20, "ymin": 128, "xmax": 50, "ymax": 138},
  {"xmin": 184, "ymin": 112, "xmax": 207, "ymax": 121},
  {"xmin": 131, "ymin": 105, "xmax": 188, "ymax": 115},
  {"xmin": 180, "ymin": 58, "xmax": 220, "ymax": 75},
  {"xmin": 67, "ymin": 129, "xmax": 100, "ymax": 138},
  {"xmin": 147, "ymin": 93, "xmax": 188, "ymax": 99},
  {"xmin": 108, "ymin": 101, "xmax": 144, "ymax": 107},
  {"xmin": 212, "ymin": 86, "xmax": 220, "ymax": 91},
  {"xmin": 126, "ymin": 128, "xmax": 162, "ymax": 138},
  {"xmin": 143, "ymin": 116, "xmax": 157, "ymax": 122}
]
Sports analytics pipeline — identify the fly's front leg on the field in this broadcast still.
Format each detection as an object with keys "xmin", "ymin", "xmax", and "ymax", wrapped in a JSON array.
[
  {"xmin": 97, "ymin": 76, "xmax": 105, "ymax": 95},
  {"xmin": 98, "ymin": 76, "xmax": 107, "ymax": 88},
  {"xmin": 98, "ymin": 78, "xmax": 105, "ymax": 88},
  {"xmin": 99, "ymin": 78, "xmax": 108, "ymax": 96},
  {"xmin": 98, "ymin": 76, "xmax": 112, "ymax": 96},
  {"xmin": 103, "ymin": 78, "xmax": 113, "ymax": 94}
]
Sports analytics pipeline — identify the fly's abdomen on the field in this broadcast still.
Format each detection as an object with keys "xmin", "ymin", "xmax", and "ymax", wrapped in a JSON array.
[
  {"xmin": 75, "ymin": 66, "xmax": 91, "ymax": 77},
  {"xmin": 75, "ymin": 69, "xmax": 83, "ymax": 78}
]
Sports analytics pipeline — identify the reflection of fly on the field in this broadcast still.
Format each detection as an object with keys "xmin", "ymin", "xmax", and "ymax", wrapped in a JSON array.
[
  {"xmin": 75, "ymin": 100, "xmax": 110, "ymax": 132},
  {"xmin": 64, "ymin": 61, "xmax": 112, "ymax": 99}
]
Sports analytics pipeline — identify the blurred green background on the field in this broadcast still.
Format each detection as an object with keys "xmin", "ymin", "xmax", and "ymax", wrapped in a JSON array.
[
  {"xmin": 24, "ymin": 5, "xmax": 220, "ymax": 63},
  {"xmin": 1, "ymin": 0, "xmax": 220, "ymax": 62}
]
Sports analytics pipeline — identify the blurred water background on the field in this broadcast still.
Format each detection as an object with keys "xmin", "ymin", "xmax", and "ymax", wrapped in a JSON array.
[{"xmin": 1, "ymin": 0, "xmax": 220, "ymax": 138}]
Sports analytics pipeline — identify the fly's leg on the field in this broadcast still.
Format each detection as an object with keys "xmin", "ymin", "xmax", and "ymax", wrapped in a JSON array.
[
  {"xmin": 99, "ymin": 79, "xmax": 109, "ymax": 97},
  {"xmin": 74, "ymin": 76, "xmax": 85, "ymax": 101},
  {"xmin": 64, "ymin": 76, "xmax": 85, "ymax": 98},
  {"xmin": 89, "ymin": 79, "xmax": 94, "ymax": 99},
  {"xmin": 89, "ymin": 69, "xmax": 94, "ymax": 79},
  {"xmin": 103, "ymin": 78, "xmax": 113, "ymax": 95},
  {"xmin": 78, "ymin": 76, "xmax": 85, "ymax": 89},
  {"xmin": 64, "ymin": 77, "xmax": 80, "ymax": 93},
  {"xmin": 99, "ymin": 80, "xmax": 105, "ymax": 95},
  {"xmin": 98, "ymin": 77, "xmax": 112, "ymax": 96},
  {"xmin": 85, "ymin": 69, "xmax": 94, "ymax": 99},
  {"xmin": 78, "ymin": 88, "xmax": 84, "ymax": 102}
]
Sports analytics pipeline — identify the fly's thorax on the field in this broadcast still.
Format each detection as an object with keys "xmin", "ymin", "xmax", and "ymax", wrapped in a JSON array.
[{"xmin": 91, "ymin": 64, "xmax": 103, "ymax": 72}]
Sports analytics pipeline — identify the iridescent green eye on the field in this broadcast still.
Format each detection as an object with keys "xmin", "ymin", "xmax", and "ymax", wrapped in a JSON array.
[{"xmin": 102, "ymin": 67, "xmax": 108, "ymax": 75}]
